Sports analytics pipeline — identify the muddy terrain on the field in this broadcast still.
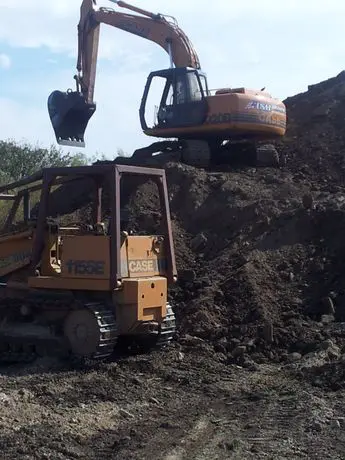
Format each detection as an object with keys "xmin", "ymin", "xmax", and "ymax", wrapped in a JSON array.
[
  {"xmin": 1, "ymin": 346, "xmax": 345, "ymax": 460},
  {"xmin": 2, "ymin": 72, "xmax": 345, "ymax": 459}
]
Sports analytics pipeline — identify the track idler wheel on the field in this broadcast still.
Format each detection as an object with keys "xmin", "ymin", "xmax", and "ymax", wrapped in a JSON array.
[
  {"xmin": 47, "ymin": 89, "xmax": 96, "ymax": 147},
  {"xmin": 63, "ymin": 304, "xmax": 117, "ymax": 359}
]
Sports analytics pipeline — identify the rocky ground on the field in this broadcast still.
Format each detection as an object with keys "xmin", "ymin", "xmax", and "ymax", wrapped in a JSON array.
[
  {"xmin": 1, "ymin": 344, "xmax": 345, "ymax": 459},
  {"xmin": 2, "ymin": 72, "xmax": 345, "ymax": 458}
]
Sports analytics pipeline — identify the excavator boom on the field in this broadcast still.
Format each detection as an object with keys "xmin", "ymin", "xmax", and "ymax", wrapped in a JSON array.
[{"xmin": 77, "ymin": 0, "xmax": 200, "ymax": 103}]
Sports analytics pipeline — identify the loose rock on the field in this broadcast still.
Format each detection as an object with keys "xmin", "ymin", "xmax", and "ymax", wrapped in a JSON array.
[
  {"xmin": 119, "ymin": 409, "xmax": 135, "ymax": 419},
  {"xmin": 233, "ymin": 346, "xmax": 247, "ymax": 358},
  {"xmin": 321, "ymin": 315, "xmax": 335, "ymax": 325}
]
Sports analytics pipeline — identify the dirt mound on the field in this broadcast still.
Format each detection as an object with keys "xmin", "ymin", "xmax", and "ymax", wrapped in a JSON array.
[
  {"xmin": 160, "ymin": 163, "xmax": 345, "ymax": 363},
  {"xmin": 296, "ymin": 358, "xmax": 345, "ymax": 391},
  {"xmin": 279, "ymin": 70, "xmax": 345, "ymax": 184}
]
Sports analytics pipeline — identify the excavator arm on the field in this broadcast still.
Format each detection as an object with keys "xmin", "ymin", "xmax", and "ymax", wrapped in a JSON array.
[
  {"xmin": 77, "ymin": 0, "xmax": 201, "ymax": 103},
  {"xmin": 48, "ymin": 0, "xmax": 201, "ymax": 146}
]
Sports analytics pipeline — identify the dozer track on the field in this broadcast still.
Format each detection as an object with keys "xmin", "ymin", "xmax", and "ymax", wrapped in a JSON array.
[
  {"xmin": 116, "ymin": 303, "xmax": 176, "ymax": 354},
  {"xmin": 155, "ymin": 303, "xmax": 176, "ymax": 348},
  {"xmin": 0, "ymin": 299, "xmax": 118, "ymax": 365},
  {"xmin": 0, "ymin": 300, "xmax": 176, "ymax": 364}
]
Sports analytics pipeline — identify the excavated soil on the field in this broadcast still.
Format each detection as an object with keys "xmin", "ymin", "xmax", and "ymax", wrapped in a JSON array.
[{"xmin": 2, "ymin": 71, "xmax": 345, "ymax": 458}]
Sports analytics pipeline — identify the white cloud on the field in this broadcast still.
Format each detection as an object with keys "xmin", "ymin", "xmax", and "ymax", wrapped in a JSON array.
[
  {"xmin": 0, "ymin": 97, "xmax": 52, "ymax": 149},
  {"xmin": 0, "ymin": 53, "xmax": 11, "ymax": 69},
  {"xmin": 1, "ymin": 0, "xmax": 345, "ymax": 157}
]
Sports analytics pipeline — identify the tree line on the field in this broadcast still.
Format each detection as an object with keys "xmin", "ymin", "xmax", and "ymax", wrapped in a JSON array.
[{"xmin": 0, "ymin": 139, "xmax": 126, "ymax": 184}]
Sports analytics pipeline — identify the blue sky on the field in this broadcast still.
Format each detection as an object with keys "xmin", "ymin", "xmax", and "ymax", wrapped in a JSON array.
[{"xmin": 1, "ymin": 0, "xmax": 345, "ymax": 159}]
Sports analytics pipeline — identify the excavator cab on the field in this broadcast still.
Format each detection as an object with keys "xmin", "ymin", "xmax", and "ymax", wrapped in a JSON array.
[
  {"xmin": 139, "ymin": 67, "xmax": 209, "ymax": 132},
  {"xmin": 47, "ymin": 89, "xmax": 96, "ymax": 147}
]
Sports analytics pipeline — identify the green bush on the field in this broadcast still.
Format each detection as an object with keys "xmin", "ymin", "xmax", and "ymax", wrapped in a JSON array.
[{"xmin": 0, "ymin": 139, "xmax": 125, "ymax": 184}]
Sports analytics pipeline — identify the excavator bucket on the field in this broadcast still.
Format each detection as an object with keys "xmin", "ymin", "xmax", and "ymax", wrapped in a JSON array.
[{"xmin": 47, "ymin": 90, "xmax": 96, "ymax": 147}]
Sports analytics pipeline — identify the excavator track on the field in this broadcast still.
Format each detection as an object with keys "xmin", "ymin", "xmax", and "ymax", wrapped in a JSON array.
[
  {"xmin": 127, "ymin": 140, "xmax": 282, "ymax": 170},
  {"xmin": 216, "ymin": 142, "xmax": 282, "ymax": 167},
  {"xmin": 0, "ymin": 301, "xmax": 118, "ymax": 365},
  {"xmin": 180, "ymin": 140, "xmax": 211, "ymax": 169},
  {"xmin": 255, "ymin": 144, "xmax": 281, "ymax": 167}
]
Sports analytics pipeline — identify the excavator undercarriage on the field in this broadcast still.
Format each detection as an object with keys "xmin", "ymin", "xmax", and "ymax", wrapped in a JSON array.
[
  {"xmin": 0, "ymin": 164, "xmax": 177, "ymax": 364},
  {"xmin": 130, "ymin": 139, "xmax": 282, "ymax": 169}
]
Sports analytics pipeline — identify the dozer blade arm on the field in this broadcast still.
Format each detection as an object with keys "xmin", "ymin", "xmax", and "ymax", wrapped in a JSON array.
[{"xmin": 47, "ymin": 0, "xmax": 200, "ymax": 147}]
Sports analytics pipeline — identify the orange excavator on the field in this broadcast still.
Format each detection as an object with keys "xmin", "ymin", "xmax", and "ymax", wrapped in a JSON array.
[{"xmin": 48, "ymin": 0, "xmax": 287, "ymax": 167}]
